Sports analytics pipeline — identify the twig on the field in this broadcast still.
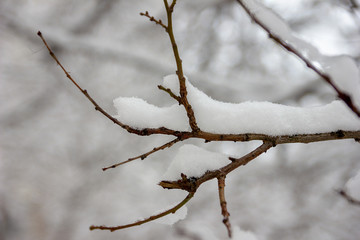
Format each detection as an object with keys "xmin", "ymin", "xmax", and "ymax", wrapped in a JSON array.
[
  {"xmin": 37, "ymin": 31, "xmax": 185, "ymax": 137},
  {"xmin": 163, "ymin": 0, "xmax": 200, "ymax": 132},
  {"xmin": 218, "ymin": 175, "xmax": 232, "ymax": 238},
  {"xmin": 337, "ymin": 189, "xmax": 360, "ymax": 206},
  {"xmin": 140, "ymin": 11, "xmax": 167, "ymax": 30},
  {"xmin": 236, "ymin": 0, "xmax": 360, "ymax": 118},
  {"xmin": 102, "ymin": 137, "xmax": 182, "ymax": 171},
  {"xmin": 158, "ymin": 84, "xmax": 181, "ymax": 103},
  {"xmin": 90, "ymin": 192, "xmax": 195, "ymax": 231}
]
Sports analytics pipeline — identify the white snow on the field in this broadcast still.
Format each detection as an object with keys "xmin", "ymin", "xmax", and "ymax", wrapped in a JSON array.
[
  {"xmin": 113, "ymin": 74, "xmax": 360, "ymax": 136},
  {"xmin": 345, "ymin": 171, "xmax": 360, "ymax": 200},
  {"xmin": 162, "ymin": 144, "xmax": 230, "ymax": 181},
  {"xmin": 241, "ymin": 0, "xmax": 360, "ymax": 109}
]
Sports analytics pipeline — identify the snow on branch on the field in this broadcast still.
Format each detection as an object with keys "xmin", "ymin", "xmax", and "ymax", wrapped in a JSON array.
[
  {"xmin": 236, "ymin": 0, "xmax": 360, "ymax": 118},
  {"xmin": 114, "ymin": 74, "xmax": 360, "ymax": 135}
]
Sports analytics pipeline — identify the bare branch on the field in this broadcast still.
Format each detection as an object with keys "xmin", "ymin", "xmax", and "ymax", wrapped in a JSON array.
[
  {"xmin": 89, "ymin": 192, "xmax": 195, "ymax": 231},
  {"xmin": 102, "ymin": 137, "xmax": 182, "ymax": 171},
  {"xmin": 163, "ymin": 0, "xmax": 200, "ymax": 132},
  {"xmin": 37, "ymin": 31, "xmax": 187, "ymax": 137},
  {"xmin": 140, "ymin": 11, "xmax": 167, "ymax": 30},
  {"xmin": 235, "ymin": 0, "xmax": 360, "ymax": 118},
  {"xmin": 218, "ymin": 175, "xmax": 232, "ymax": 238}
]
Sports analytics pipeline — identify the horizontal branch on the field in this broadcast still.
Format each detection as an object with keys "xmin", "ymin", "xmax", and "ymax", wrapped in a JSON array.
[
  {"xmin": 196, "ymin": 130, "xmax": 360, "ymax": 144},
  {"xmin": 89, "ymin": 192, "xmax": 194, "ymax": 231},
  {"xmin": 236, "ymin": 0, "xmax": 360, "ymax": 118}
]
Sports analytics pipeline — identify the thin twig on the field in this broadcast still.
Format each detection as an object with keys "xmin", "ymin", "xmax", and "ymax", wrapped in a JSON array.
[
  {"xmin": 163, "ymin": 0, "xmax": 200, "ymax": 132},
  {"xmin": 236, "ymin": 0, "xmax": 360, "ymax": 118},
  {"xmin": 37, "ymin": 31, "xmax": 184, "ymax": 137},
  {"xmin": 158, "ymin": 84, "xmax": 181, "ymax": 103},
  {"xmin": 140, "ymin": 11, "xmax": 167, "ymax": 30},
  {"xmin": 218, "ymin": 175, "xmax": 232, "ymax": 238},
  {"xmin": 102, "ymin": 137, "xmax": 182, "ymax": 171},
  {"xmin": 90, "ymin": 192, "xmax": 195, "ymax": 231}
]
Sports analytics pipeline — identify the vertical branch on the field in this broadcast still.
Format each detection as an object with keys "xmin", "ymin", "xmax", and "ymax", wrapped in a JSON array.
[
  {"xmin": 218, "ymin": 175, "xmax": 232, "ymax": 238},
  {"xmin": 163, "ymin": 0, "xmax": 200, "ymax": 132}
]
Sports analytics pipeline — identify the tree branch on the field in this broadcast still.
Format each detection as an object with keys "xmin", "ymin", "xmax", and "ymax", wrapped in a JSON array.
[
  {"xmin": 163, "ymin": 0, "xmax": 200, "ymax": 132},
  {"xmin": 89, "ymin": 192, "xmax": 194, "ymax": 231},
  {"xmin": 37, "ymin": 31, "xmax": 187, "ymax": 137},
  {"xmin": 235, "ymin": 0, "xmax": 360, "ymax": 118},
  {"xmin": 159, "ymin": 141, "xmax": 273, "ymax": 191}
]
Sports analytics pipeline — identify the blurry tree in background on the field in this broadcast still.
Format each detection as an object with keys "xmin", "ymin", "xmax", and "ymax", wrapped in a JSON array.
[{"xmin": 1, "ymin": 0, "xmax": 360, "ymax": 240}]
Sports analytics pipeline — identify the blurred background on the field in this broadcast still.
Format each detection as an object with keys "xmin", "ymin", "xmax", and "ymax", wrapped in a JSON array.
[{"xmin": 1, "ymin": 0, "xmax": 360, "ymax": 239}]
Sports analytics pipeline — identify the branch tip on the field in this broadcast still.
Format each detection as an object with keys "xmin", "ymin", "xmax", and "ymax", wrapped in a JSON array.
[{"xmin": 90, "ymin": 192, "xmax": 195, "ymax": 231}]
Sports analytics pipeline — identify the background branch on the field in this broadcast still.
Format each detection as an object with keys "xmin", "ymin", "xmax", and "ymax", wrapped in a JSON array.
[{"xmin": 235, "ymin": 0, "xmax": 360, "ymax": 118}]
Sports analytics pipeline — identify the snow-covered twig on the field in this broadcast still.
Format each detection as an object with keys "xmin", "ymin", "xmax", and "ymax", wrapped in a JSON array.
[{"xmin": 236, "ymin": 0, "xmax": 360, "ymax": 118}]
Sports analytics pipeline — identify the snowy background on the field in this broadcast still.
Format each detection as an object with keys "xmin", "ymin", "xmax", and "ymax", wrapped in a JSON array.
[{"xmin": 1, "ymin": 0, "xmax": 360, "ymax": 239}]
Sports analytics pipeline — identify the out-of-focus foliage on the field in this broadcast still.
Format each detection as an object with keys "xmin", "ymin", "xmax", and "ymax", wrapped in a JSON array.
[{"xmin": 1, "ymin": 0, "xmax": 360, "ymax": 239}]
